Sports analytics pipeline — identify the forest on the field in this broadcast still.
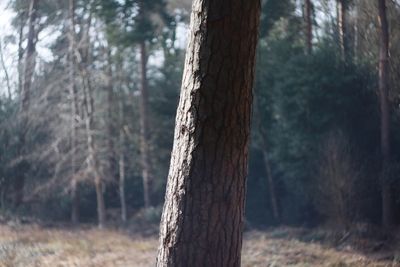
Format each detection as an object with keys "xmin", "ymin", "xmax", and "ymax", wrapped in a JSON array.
[{"xmin": 0, "ymin": 0, "xmax": 400, "ymax": 266}]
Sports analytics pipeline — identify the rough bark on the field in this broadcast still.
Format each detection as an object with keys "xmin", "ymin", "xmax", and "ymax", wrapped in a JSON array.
[
  {"xmin": 68, "ymin": 0, "xmax": 80, "ymax": 224},
  {"xmin": 157, "ymin": 0, "xmax": 261, "ymax": 266},
  {"xmin": 305, "ymin": 0, "xmax": 313, "ymax": 54},
  {"xmin": 139, "ymin": 41, "xmax": 152, "ymax": 208},
  {"xmin": 377, "ymin": 0, "xmax": 393, "ymax": 228}
]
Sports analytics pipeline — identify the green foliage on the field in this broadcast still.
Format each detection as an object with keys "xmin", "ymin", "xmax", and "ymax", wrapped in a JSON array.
[
  {"xmin": 94, "ymin": 0, "xmax": 173, "ymax": 46},
  {"xmin": 248, "ymin": 24, "xmax": 380, "ymax": 225},
  {"xmin": 260, "ymin": 0, "xmax": 294, "ymax": 37}
]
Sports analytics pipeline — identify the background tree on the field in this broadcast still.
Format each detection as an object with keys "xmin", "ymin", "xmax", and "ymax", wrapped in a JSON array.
[{"xmin": 377, "ymin": 0, "xmax": 393, "ymax": 228}]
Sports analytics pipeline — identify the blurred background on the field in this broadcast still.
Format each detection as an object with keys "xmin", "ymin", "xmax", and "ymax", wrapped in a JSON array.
[{"xmin": 0, "ymin": 0, "xmax": 399, "ymax": 232}]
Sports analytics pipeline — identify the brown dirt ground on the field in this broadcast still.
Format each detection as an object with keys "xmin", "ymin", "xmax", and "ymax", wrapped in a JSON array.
[{"xmin": 0, "ymin": 225, "xmax": 398, "ymax": 267}]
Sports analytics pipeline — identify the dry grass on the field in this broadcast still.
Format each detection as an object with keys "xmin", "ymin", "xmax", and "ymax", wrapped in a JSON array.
[
  {"xmin": 242, "ymin": 229, "xmax": 397, "ymax": 267},
  {"xmin": 0, "ymin": 225, "xmax": 397, "ymax": 267},
  {"xmin": 0, "ymin": 224, "xmax": 157, "ymax": 267}
]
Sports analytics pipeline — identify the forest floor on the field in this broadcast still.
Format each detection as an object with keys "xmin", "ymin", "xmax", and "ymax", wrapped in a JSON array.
[{"xmin": 0, "ymin": 223, "xmax": 398, "ymax": 267}]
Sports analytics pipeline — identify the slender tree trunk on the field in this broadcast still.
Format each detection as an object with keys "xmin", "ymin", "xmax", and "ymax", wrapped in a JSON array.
[
  {"xmin": 261, "ymin": 133, "xmax": 279, "ymax": 222},
  {"xmin": 71, "ymin": 180, "xmax": 80, "ymax": 224},
  {"xmin": 68, "ymin": 0, "xmax": 80, "ymax": 224},
  {"xmin": 305, "ymin": 0, "xmax": 313, "ymax": 54},
  {"xmin": 83, "ymin": 79, "xmax": 106, "ymax": 228},
  {"xmin": 119, "ymin": 98, "xmax": 127, "ymax": 223},
  {"xmin": 139, "ymin": 41, "xmax": 152, "ymax": 208},
  {"xmin": 14, "ymin": 0, "xmax": 39, "ymax": 207},
  {"xmin": 157, "ymin": 0, "xmax": 261, "ymax": 266},
  {"xmin": 353, "ymin": 1, "xmax": 359, "ymax": 62},
  {"xmin": 106, "ymin": 47, "xmax": 116, "ymax": 182},
  {"xmin": 0, "ymin": 38, "xmax": 12, "ymax": 100},
  {"xmin": 378, "ymin": 0, "xmax": 393, "ymax": 228},
  {"xmin": 84, "ymin": 69, "xmax": 106, "ymax": 229},
  {"xmin": 115, "ymin": 56, "xmax": 127, "ymax": 222},
  {"xmin": 94, "ymin": 174, "xmax": 106, "ymax": 228},
  {"xmin": 337, "ymin": 0, "xmax": 347, "ymax": 61},
  {"xmin": 253, "ymin": 95, "xmax": 279, "ymax": 223},
  {"xmin": 17, "ymin": 13, "xmax": 25, "ymax": 97},
  {"xmin": 75, "ymin": 11, "xmax": 106, "ymax": 228},
  {"xmin": 22, "ymin": 0, "xmax": 38, "ymax": 110}
]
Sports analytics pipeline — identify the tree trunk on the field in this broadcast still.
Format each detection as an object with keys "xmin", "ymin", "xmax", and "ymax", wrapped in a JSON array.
[
  {"xmin": 305, "ymin": 0, "xmax": 313, "ymax": 54},
  {"xmin": 84, "ymin": 83, "xmax": 106, "ymax": 228},
  {"xmin": 22, "ymin": 0, "xmax": 38, "ymax": 111},
  {"xmin": 377, "ymin": 0, "xmax": 393, "ymax": 228},
  {"xmin": 353, "ymin": 2, "xmax": 359, "ymax": 62},
  {"xmin": 139, "ymin": 41, "xmax": 152, "ymax": 208},
  {"xmin": 75, "ymin": 10, "xmax": 106, "ymax": 228},
  {"xmin": 71, "ymin": 180, "xmax": 80, "ymax": 224},
  {"xmin": 17, "ymin": 12, "xmax": 25, "ymax": 97},
  {"xmin": 253, "ymin": 95, "xmax": 279, "ymax": 223},
  {"xmin": 14, "ymin": 0, "xmax": 38, "ymax": 207},
  {"xmin": 116, "ymin": 57, "xmax": 127, "ymax": 222},
  {"xmin": 68, "ymin": 0, "xmax": 80, "ymax": 224},
  {"xmin": 94, "ymin": 175, "xmax": 106, "ymax": 228},
  {"xmin": 157, "ymin": 0, "xmax": 261, "ymax": 266},
  {"xmin": 106, "ymin": 47, "xmax": 116, "ymax": 182},
  {"xmin": 337, "ymin": 0, "xmax": 347, "ymax": 61},
  {"xmin": 84, "ymin": 68, "xmax": 106, "ymax": 229},
  {"xmin": 0, "ymin": 38, "xmax": 12, "ymax": 99},
  {"xmin": 261, "ymin": 133, "xmax": 279, "ymax": 223},
  {"xmin": 119, "ymin": 109, "xmax": 127, "ymax": 223}
]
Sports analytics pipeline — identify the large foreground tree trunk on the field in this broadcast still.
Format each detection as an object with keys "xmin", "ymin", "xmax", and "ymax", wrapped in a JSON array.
[
  {"xmin": 157, "ymin": 0, "xmax": 261, "ymax": 266},
  {"xmin": 377, "ymin": 0, "xmax": 393, "ymax": 228}
]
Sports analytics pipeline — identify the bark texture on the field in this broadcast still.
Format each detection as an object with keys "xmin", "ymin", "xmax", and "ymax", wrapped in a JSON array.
[
  {"xmin": 377, "ymin": 0, "xmax": 393, "ymax": 228},
  {"xmin": 157, "ymin": 0, "xmax": 261, "ymax": 266}
]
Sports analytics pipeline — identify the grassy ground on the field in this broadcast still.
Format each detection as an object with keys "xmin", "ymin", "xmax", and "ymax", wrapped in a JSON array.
[{"xmin": 0, "ymin": 224, "xmax": 397, "ymax": 267}]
